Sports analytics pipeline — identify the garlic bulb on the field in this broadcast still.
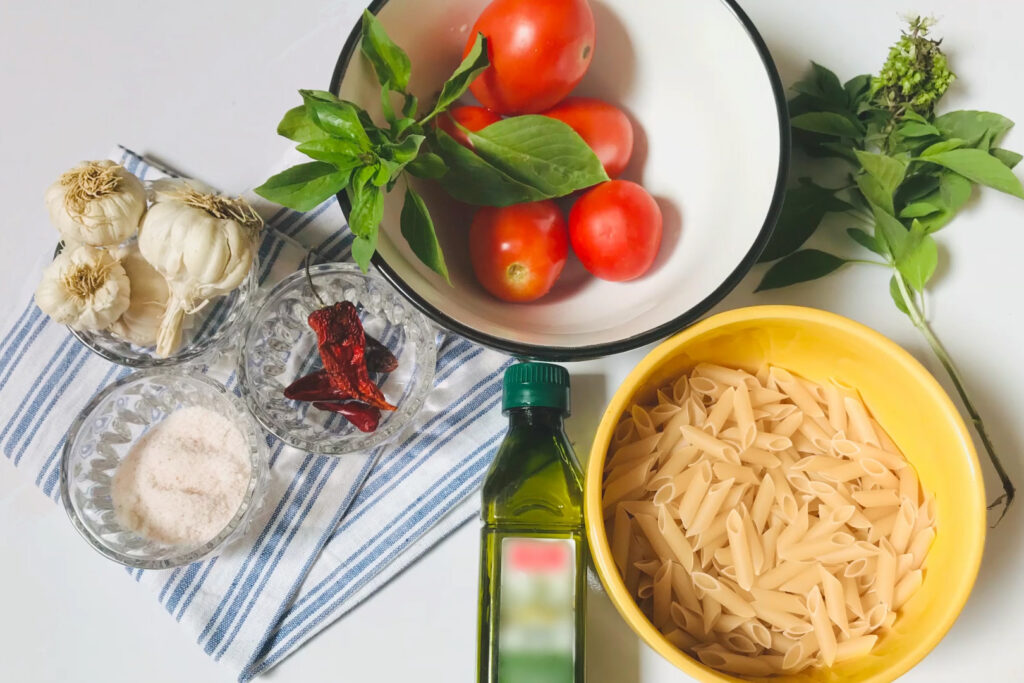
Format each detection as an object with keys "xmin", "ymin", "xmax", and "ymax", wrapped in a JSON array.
[
  {"xmin": 35, "ymin": 245, "xmax": 131, "ymax": 330},
  {"xmin": 107, "ymin": 243, "xmax": 171, "ymax": 349},
  {"xmin": 138, "ymin": 179, "xmax": 262, "ymax": 357},
  {"xmin": 45, "ymin": 161, "xmax": 146, "ymax": 246}
]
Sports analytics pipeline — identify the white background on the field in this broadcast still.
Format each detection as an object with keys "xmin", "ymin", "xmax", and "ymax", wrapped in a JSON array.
[{"xmin": 2, "ymin": 1, "xmax": 1022, "ymax": 681}]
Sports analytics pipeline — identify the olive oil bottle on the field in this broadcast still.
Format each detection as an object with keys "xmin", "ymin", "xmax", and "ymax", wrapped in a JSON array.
[{"xmin": 477, "ymin": 362, "xmax": 586, "ymax": 683}]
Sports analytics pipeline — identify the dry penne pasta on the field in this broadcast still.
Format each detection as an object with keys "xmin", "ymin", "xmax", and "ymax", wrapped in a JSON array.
[{"xmin": 601, "ymin": 364, "xmax": 935, "ymax": 677}]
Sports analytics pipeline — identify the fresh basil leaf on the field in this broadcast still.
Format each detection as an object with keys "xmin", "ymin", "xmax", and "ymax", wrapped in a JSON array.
[
  {"xmin": 818, "ymin": 142, "xmax": 859, "ymax": 164},
  {"xmin": 889, "ymin": 275, "xmax": 910, "ymax": 315},
  {"xmin": 758, "ymin": 180, "xmax": 852, "ymax": 263},
  {"xmin": 428, "ymin": 33, "xmax": 489, "ymax": 119},
  {"xmin": 896, "ymin": 220, "xmax": 938, "ymax": 291},
  {"xmin": 466, "ymin": 116, "xmax": 608, "ymax": 196},
  {"xmin": 400, "ymin": 187, "xmax": 450, "ymax": 284},
  {"xmin": 793, "ymin": 62, "xmax": 848, "ymax": 110},
  {"xmin": 902, "ymin": 110, "xmax": 930, "ymax": 124},
  {"xmin": 434, "ymin": 129, "xmax": 549, "ymax": 206},
  {"xmin": 843, "ymin": 74, "xmax": 872, "ymax": 106},
  {"xmin": 380, "ymin": 82, "xmax": 397, "ymax": 126},
  {"xmin": 992, "ymin": 148, "xmax": 1023, "ymax": 169},
  {"xmin": 380, "ymin": 134, "xmax": 425, "ymax": 165},
  {"xmin": 920, "ymin": 148, "xmax": 1024, "ymax": 198},
  {"xmin": 755, "ymin": 249, "xmax": 847, "ymax": 291},
  {"xmin": 351, "ymin": 233, "xmax": 377, "ymax": 273},
  {"xmin": 348, "ymin": 175, "xmax": 385, "ymax": 238},
  {"xmin": 920, "ymin": 138, "xmax": 964, "ymax": 156},
  {"xmin": 277, "ymin": 106, "xmax": 329, "ymax": 143},
  {"xmin": 254, "ymin": 162, "xmax": 349, "ymax": 211},
  {"xmin": 899, "ymin": 201, "xmax": 941, "ymax": 218},
  {"xmin": 791, "ymin": 112, "xmax": 864, "ymax": 138},
  {"xmin": 393, "ymin": 118, "xmax": 422, "ymax": 139},
  {"xmin": 871, "ymin": 203, "xmax": 909, "ymax": 260},
  {"xmin": 359, "ymin": 9, "xmax": 411, "ymax": 91},
  {"xmin": 846, "ymin": 227, "xmax": 883, "ymax": 255},
  {"xmin": 899, "ymin": 121, "xmax": 942, "ymax": 137},
  {"xmin": 939, "ymin": 172, "xmax": 973, "ymax": 208},
  {"xmin": 402, "ymin": 92, "xmax": 418, "ymax": 119},
  {"xmin": 299, "ymin": 90, "xmax": 372, "ymax": 148},
  {"xmin": 355, "ymin": 108, "xmax": 391, "ymax": 147},
  {"xmin": 855, "ymin": 150, "xmax": 907, "ymax": 196},
  {"xmin": 933, "ymin": 110, "xmax": 1014, "ymax": 150},
  {"xmin": 296, "ymin": 139, "xmax": 365, "ymax": 170},
  {"xmin": 406, "ymin": 152, "xmax": 447, "ymax": 179},
  {"xmin": 857, "ymin": 173, "xmax": 895, "ymax": 216},
  {"xmin": 894, "ymin": 173, "xmax": 940, "ymax": 209}
]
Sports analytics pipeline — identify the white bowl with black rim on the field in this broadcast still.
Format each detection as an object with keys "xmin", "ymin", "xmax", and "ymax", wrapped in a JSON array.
[{"xmin": 331, "ymin": 0, "xmax": 788, "ymax": 360}]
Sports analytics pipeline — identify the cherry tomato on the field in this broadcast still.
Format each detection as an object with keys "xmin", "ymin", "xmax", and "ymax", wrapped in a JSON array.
[
  {"xmin": 465, "ymin": 0, "xmax": 595, "ymax": 115},
  {"xmin": 470, "ymin": 201, "xmax": 569, "ymax": 302},
  {"xmin": 434, "ymin": 105, "xmax": 502, "ymax": 149},
  {"xmin": 569, "ymin": 180, "xmax": 662, "ymax": 281},
  {"xmin": 542, "ymin": 98, "xmax": 634, "ymax": 178}
]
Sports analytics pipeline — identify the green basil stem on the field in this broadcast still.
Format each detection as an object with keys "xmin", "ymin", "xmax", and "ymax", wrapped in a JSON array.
[{"xmin": 892, "ymin": 270, "xmax": 1015, "ymax": 522}]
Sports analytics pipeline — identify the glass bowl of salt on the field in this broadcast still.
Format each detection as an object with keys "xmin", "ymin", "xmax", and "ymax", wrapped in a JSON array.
[{"xmin": 60, "ymin": 371, "xmax": 268, "ymax": 569}]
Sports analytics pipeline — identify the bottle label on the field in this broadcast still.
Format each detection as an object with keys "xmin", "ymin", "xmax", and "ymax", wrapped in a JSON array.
[{"xmin": 497, "ymin": 537, "xmax": 576, "ymax": 683}]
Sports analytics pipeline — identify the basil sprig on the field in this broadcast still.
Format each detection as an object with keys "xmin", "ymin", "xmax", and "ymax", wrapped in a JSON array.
[
  {"xmin": 255, "ymin": 10, "xmax": 608, "ymax": 279},
  {"xmin": 755, "ymin": 17, "xmax": 1022, "ymax": 521}
]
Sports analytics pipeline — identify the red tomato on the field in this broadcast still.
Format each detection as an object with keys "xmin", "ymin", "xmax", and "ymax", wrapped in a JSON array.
[
  {"xmin": 542, "ymin": 98, "xmax": 633, "ymax": 178},
  {"xmin": 465, "ymin": 0, "xmax": 595, "ymax": 115},
  {"xmin": 434, "ymin": 105, "xmax": 502, "ymax": 149},
  {"xmin": 569, "ymin": 181, "xmax": 662, "ymax": 281},
  {"xmin": 469, "ymin": 201, "xmax": 569, "ymax": 302}
]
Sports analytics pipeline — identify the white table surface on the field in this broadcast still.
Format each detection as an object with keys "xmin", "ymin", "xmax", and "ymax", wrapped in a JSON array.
[{"xmin": 2, "ymin": 1, "xmax": 1022, "ymax": 681}]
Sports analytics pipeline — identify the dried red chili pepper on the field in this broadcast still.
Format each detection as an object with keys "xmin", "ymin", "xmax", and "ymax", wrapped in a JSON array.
[
  {"xmin": 308, "ymin": 302, "xmax": 396, "ymax": 411},
  {"xmin": 365, "ymin": 335, "xmax": 399, "ymax": 373},
  {"xmin": 312, "ymin": 401, "xmax": 381, "ymax": 432},
  {"xmin": 284, "ymin": 370, "xmax": 354, "ymax": 402}
]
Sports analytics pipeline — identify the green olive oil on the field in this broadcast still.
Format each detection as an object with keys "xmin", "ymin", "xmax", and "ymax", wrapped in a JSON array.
[{"xmin": 477, "ymin": 362, "xmax": 586, "ymax": 683}]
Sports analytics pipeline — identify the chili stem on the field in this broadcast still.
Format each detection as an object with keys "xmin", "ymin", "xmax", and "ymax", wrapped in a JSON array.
[
  {"xmin": 893, "ymin": 271, "xmax": 1015, "ymax": 523},
  {"xmin": 304, "ymin": 253, "xmax": 326, "ymax": 307}
]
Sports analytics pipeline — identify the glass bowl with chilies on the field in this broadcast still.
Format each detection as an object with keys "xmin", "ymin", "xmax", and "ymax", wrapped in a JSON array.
[{"xmin": 237, "ymin": 261, "xmax": 436, "ymax": 455}]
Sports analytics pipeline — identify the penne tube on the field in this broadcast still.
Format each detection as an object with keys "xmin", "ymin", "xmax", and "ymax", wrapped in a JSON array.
[
  {"xmin": 860, "ymin": 458, "xmax": 900, "ymax": 489},
  {"xmin": 751, "ymin": 601, "xmax": 807, "ymax": 632},
  {"xmin": 807, "ymin": 586, "xmax": 837, "ymax": 666},
  {"xmin": 741, "ymin": 507, "xmax": 765, "ymax": 576},
  {"xmin": 660, "ymin": 445, "xmax": 700, "ymax": 480},
  {"xmin": 689, "ymin": 376, "xmax": 722, "ymax": 399},
  {"xmin": 817, "ymin": 540, "xmax": 878, "ymax": 564},
  {"xmin": 653, "ymin": 409, "xmax": 689, "ymax": 456},
  {"xmin": 680, "ymin": 424, "xmax": 736, "ymax": 460},
  {"xmin": 755, "ymin": 431, "xmax": 793, "ymax": 451},
  {"xmin": 652, "ymin": 482, "xmax": 675, "ymax": 506},
  {"xmin": 713, "ymin": 461, "xmax": 759, "ymax": 485},
  {"xmin": 781, "ymin": 642, "xmax": 805, "ymax": 671},
  {"xmin": 671, "ymin": 374, "xmax": 691, "ymax": 405},
  {"xmin": 670, "ymin": 566, "xmax": 702, "ymax": 613},
  {"xmin": 687, "ymin": 478, "xmax": 735, "ymax": 538},
  {"xmin": 611, "ymin": 504, "xmax": 632, "ymax": 577},
  {"xmin": 889, "ymin": 498, "xmax": 917, "ymax": 554},
  {"xmin": 649, "ymin": 402, "xmax": 682, "ymax": 427},
  {"xmin": 807, "ymin": 481, "xmax": 871, "ymax": 528},
  {"xmin": 632, "ymin": 404, "xmax": 657, "ymax": 438},
  {"xmin": 824, "ymin": 383, "xmax": 848, "ymax": 434},
  {"xmin": 781, "ymin": 532, "xmax": 856, "ymax": 563},
  {"xmin": 692, "ymin": 572, "xmax": 756, "ymax": 618},
  {"xmin": 635, "ymin": 514, "xmax": 678, "ymax": 564},
  {"xmin": 775, "ymin": 503, "xmax": 810, "ymax": 554},
  {"xmin": 737, "ymin": 446, "xmax": 781, "ymax": 468},
  {"xmin": 694, "ymin": 363, "xmax": 751, "ymax": 387},
  {"xmin": 725, "ymin": 509, "xmax": 755, "ymax": 590},
  {"xmin": 896, "ymin": 553, "xmax": 913, "ymax": 579},
  {"xmin": 797, "ymin": 417, "xmax": 832, "ymax": 452},
  {"xmin": 842, "ymin": 573, "xmax": 865, "ymax": 619},
  {"xmin": 723, "ymin": 632, "xmax": 758, "ymax": 654},
  {"xmin": 634, "ymin": 559, "xmax": 662, "ymax": 577},
  {"xmin": 894, "ymin": 569, "xmax": 923, "ymax": 610},
  {"xmin": 762, "ymin": 402, "xmax": 800, "ymax": 420},
  {"xmin": 712, "ymin": 613, "xmax": 749, "ymax": 633},
  {"xmin": 637, "ymin": 574, "xmax": 654, "ymax": 598},
  {"xmin": 771, "ymin": 630, "xmax": 798, "ymax": 653},
  {"xmin": 843, "ymin": 397, "xmax": 879, "ymax": 446},
  {"xmin": 700, "ymin": 592, "xmax": 723, "ymax": 634},
  {"xmin": 779, "ymin": 564, "xmax": 824, "ymax": 596},
  {"xmin": 742, "ymin": 619, "xmax": 773, "ymax": 649},
  {"xmin": 750, "ymin": 587, "xmax": 806, "ymax": 615},
  {"xmin": 722, "ymin": 482, "xmax": 751, "ymax": 511},
  {"xmin": 871, "ymin": 418, "xmax": 901, "ymax": 454},
  {"xmin": 750, "ymin": 473, "xmax": 776, "ymax": 532},
  {"xmin": 695, "ymin": 647, "xmax": 777, "ymax": 677},
  {"xmin": 658, "ymin": 506, "xmax": 696, "ymax": 571},
  {"xmin": 664, "ymin": 627, "xmax": 698, "ymax": 652},
  {"xmin": 852, "ymin": 488, "xmax": 900, "ymax": 508},
  {"xmin": 620, "ymin": 500, "xmax": 660, "ymax": 518},
  {"xmin": 653, "ymin": 562, "xmax": 673, "ymax": 629},
  {"xmin": 612, "ymin": 417, "xmax": 636, "ymax": 447},
  {"xmin": 705, "ymin": 386, "xmax": 735, "ymax": 436},
  {"xmin": 875, "ymin": 538, "xmax": 897, "ymax": 608},
  {"xmin": 909, "ymin": 526, "xmax": 936, "ymax": 569},
  {"xmin": 819, "ymin": 566, "xmax": 849, "ymax": 635},
  {"xmin": 733, "ymin": 382, "xmax": 757, "ymax": 448},
  {"xmin": 603, "ymin": 459, "xmax": 652, "ymax": 509},
  {"xmin": 768, "ymin": 468, "xmax": 798, "ymax": 522},
  {"xmin": 868, "ymin": 511, "xmax": 899, "ymax": 543},
  {"xmin": 750, "ymin": 386, "xmax": 787, "ymax": 407},
  {"xmin": 835, "ymin": 635, "xmax": 878, "ymax": 662},
  {"xmin": 771, "ymin": 367, "xmax": 824, "ymax": 418},
  {"xmin": 898, "ymin": 464, "xmax": 920, "ymax": 505},
  {"xmin": 678, "ymin": 460, "xmax": 713, "ymax": 527},
  {"xmin": 760, "ymin": 518, "xmax": 783, "ymax": 570}
]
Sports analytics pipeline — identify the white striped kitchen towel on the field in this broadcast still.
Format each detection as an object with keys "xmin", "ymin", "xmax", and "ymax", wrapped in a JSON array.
[{"xmin": 0, "ymin": 146, "xmax": 513, "ymax": 680}]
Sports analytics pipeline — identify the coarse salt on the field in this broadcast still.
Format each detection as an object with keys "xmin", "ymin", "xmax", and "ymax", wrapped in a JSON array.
[{"xmin": 111, "ymin": 406, "xmax": 251, "ymax": 546}]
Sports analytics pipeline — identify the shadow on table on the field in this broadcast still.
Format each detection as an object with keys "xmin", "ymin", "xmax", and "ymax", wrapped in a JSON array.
[{"xmin": 587, "ymin": 579, "xmax": 641, "ymax": 683}]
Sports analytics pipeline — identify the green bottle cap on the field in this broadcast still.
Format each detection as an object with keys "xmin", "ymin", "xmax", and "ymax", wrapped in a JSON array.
[{"xmin": 502, "ymin": 362, "xmax": 571, "ymax": 415}]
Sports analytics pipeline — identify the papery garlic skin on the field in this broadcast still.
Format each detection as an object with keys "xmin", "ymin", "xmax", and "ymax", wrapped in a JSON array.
[
  {"xmin": 138, "ymin": 179, "xmax": 261, "ymax": 357},
  {"xmin": 35, "ymin": 245, "xmax": 131, "ymax": 331},
  {"xmin": 107, "ymin": 244, "xmax": 171, "ymax": 349},
  {"xmin": 45, "ymin": 161, "xmax": 146, "ymax": 247}
]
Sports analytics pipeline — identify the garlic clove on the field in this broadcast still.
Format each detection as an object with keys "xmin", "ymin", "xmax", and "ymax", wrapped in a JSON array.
[
  {"xmin": 45, "ymin": 161, "xmax": 146, "ymax": 247},
  {"xmin": 107, "ymin": 243, "xmax": 172, "ymax": 349},
  {"xmin": 36, "ymin": 245, "xmax": 131, "ymax": 331}
]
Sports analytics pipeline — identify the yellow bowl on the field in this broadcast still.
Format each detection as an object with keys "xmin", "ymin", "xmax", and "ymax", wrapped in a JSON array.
[{"xmin": 584, "ymin": 305, "xmax": 986, "ymax": 683}]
